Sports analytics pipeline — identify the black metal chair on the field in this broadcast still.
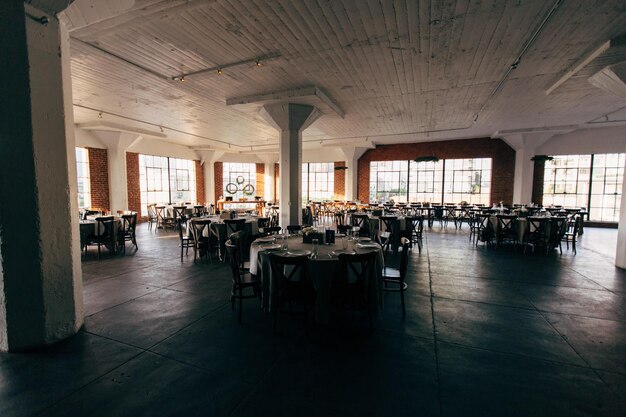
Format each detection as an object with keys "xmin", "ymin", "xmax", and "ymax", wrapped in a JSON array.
[
  {"xmin": 337, "ymin": 250, "xmax": 378, "ymax": 330},
  {"xmin": 118, "ymin": 212, "xmax": 138, "ymax": 253},
  {"xmin": 147, "ymin": 204, "xmax": 158, "ymax": 231},
  {"xmin": 496, "ymin": 214, "xmax": 518, "ymax": 247},
  {"xmin": 404, "ymin": 216, "xmax": 424, "ymax": 252},
  {"xmin": 286, "ymin": 225, "xmax": 302, "ymax": 235},
  {"xmin": 523, "ymin": 217, "xmax": 549, "ymax": 254},
  {"xmin": 562, "ymin": 215, "xmax": 580, "ymax": 254},
  {"xmin": 177, "ymin": 217, "xmax": 194, "ymax": 262},
  {"xmin": 193, "ymin": 205, "xmax": 207, "ymax": 217},
  {"xmin": 351, "ymin": 214, "xmax": 371, "ymax": 237},
  {"xmin": 476, "ymin": 214, "xmax": 494, "ymax": 246},
  {"xmin": 383, "ymin": 237, "xmax": 410, "ymax": 317},
  {"xmin": 269, "ymin": 252, "xmax": 314, "ymax": 334},
  {"xmin": 86, "ymin": 216, "xmax": 116, "ymax": 260},
  {"xmin": 225, "ymin": 240, "xmax": 261, "ymax": 323},
  {"xmin": 190, "ymin": 218, "xmax": 213, "ymax": 263},
  {"xmin": 550, "ymin": 216, "xmax": 568, "ymax": 254}
]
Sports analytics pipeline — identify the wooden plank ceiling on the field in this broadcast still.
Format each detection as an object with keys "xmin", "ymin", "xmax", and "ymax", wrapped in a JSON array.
[{"xmin": 62, "ymin": 0, "xmax": 626, "ymax": 151}]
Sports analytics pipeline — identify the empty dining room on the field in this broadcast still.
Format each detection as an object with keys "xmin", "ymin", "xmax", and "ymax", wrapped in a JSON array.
[{"xmin": 1, "ymin": 0, "xmax": 626, "ymax": 416}]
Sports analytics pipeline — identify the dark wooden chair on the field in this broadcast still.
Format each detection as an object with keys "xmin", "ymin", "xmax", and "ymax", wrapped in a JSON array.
[
  {"xmin": 383, "ymin": 237, "xmax": 410, "ymax": 317},
  {"xmin": 226, "ymin": 240, "xmax": 261, "ymax": 323},
  {"xmin": 269, "ymin": 253, "xmax": 314, "ymax": 334},
  {"xmin": 118, "ymin": 212, "xmax": 138, "ymax": 253},
  {"xmin": 562, "ymin": 215, "xmax": 580, "ymax": 254},
  {"xmin": 177, "ymin": 217, "xmax": 194, "ymax": 262},
  {"xmin": 286, "ymin": 225, "xmax": 302, "ymax": 234},
  {"xmin": 404, "ymin": 216, "xmax": 424, "ymax": 252},
  {"xmin": 351, "ymin": 214, "xmax": 370, "ymax": 237},
  {"xmin": 496, "ymin": 214, "xmax": 518, "ymax": 247},
  {"xmin": 337, "ymin": 250, "xmax": 378, "ymax": 330},
  {"xmin": 147, "ymin": 204, "xmax": 158, "ymax": 231},
  {"xmin": 172, "ymin": 206, "xmax": 187, "ymax": 229},
  {"xmin": 190, "ymin": 218, "xmax": 213, "ymax": 263},
  {"xmin": 523, "ymin": 217, "xmax": 549, "ymax": 254},
  {"xmin": 155, "ymin": 206, "xmax": 168, "ymax": 230},
  {"xmin": 86, "ymin": 216, "xmax": 116, "ymax": 260},
  {"xmin": 476, "ymin": 214, "xmax": 494, "ymax": 246}
]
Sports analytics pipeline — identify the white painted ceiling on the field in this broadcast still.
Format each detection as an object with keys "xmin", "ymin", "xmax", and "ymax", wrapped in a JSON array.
[{"xmin": 61, "ymin": 0, "xmax": 626, "ymax": 153}]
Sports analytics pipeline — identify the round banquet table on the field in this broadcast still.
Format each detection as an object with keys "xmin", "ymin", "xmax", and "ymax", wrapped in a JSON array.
[{"xmin": 250, "ymin": 235, "xmax": 384, "ymax": 324}]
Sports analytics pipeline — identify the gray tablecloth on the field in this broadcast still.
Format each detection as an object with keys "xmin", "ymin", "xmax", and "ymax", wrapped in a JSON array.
[
  {"xmin": 79, "ymin": 218, "xmax": 121, "ymax": 250},
  {"xmin": 250, "ymin": 236, "xmax": 384, "ymax": 323}
]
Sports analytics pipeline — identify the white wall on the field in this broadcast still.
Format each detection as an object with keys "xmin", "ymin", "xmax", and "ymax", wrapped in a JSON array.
[
  {"xmin": 537, "ymin": 126, "xmax": 626, "ymax": 156},
  {"xmin": 127, "ymin": 139, "xmax": 200, "ymax": 160},
  {"xmin": 74, "ymin": 129, "xmax": 106, "ymax": 149}
]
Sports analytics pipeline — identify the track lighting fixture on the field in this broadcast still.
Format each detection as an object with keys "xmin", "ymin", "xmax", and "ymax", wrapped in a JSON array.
[{"xmin": 98, "ymin": 112, "xmax": 103, "ymax": 119}]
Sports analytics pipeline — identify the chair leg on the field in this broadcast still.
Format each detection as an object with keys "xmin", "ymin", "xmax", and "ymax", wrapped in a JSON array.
[
  {"xmin": 400, "ymin": 285, "xmax": 405, "ymax": 318},
  {"xmin": 238, "ymin": 288, "xmax": 243, "ymax": 324}
]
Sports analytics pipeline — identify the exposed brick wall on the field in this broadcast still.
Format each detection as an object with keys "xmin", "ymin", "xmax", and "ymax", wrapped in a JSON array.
[
  {"xmin": 357, "ymin": 138, "xmax": 515, "ymax": 204},
  {"xmin": 126, "ymin": 152, "xmax": 141, "ymax": 214},
  {"xmin": 274, "ymin": 163, "xmax": 280, "ymax": 203},
  {"xmin": 531, "ymin": 160, "xmax": 546, "ymax": 205},
  {"xmin": 334, "ymin": 161, "xmax": 346, "ymax": 200},
  {"xmin": 195, "ymin": 160, "xmax": 205, "ymax": 204},
  {"xmin": 214, "ymin": 161, "xmax": 223, "ymax": 204},
  {"xmin": 87, "ymin": 147, "xmax": 110, "ymax": 212},
  {"xmin": 256, "ymin": 163, "xmax": 265, "ymax": 198}
]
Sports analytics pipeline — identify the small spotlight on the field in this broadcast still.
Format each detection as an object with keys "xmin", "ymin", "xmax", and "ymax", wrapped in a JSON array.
[
  {"xmin": 217, "ymin": 68, "xmax": 223, "ymax": 75},
  {"xmin": 159, "ymin": 126, "xmax": 164, "ymax": 133},
  {"xmin": 255, "ymin": 59, "xmax": 262, "ymax": 67},
  {"xmin": 98, "ymin": 112, "xmax": 103, "ymax": 119}
]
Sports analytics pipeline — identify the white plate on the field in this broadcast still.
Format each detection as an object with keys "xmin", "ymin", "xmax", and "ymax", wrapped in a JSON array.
[
  {"xmin": 329, "ymin": 250, "xmax": 356, "ymax": 257},
  {"xmin": 285, "ymin": 249, "xmax": 312, "ymax": 257},
  {"xmin": 260, "ymin": 243, "xmax": 282, "ymax": 250},
  {"xmin": 358, "ymin": 237, "xmax": 372, "ymax": 242},
  {"xmin": 355, "ymin": 243, "xmax": 379, "ymax": 248},
  {"xmin": 256, "ymin": 237, "xmax": 275, "ymax": 243}
]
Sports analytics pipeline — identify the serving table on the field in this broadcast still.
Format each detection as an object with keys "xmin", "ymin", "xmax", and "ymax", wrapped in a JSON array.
[{"xmin": 217, "ymin": 199, "xmax": 265, "ymax": 213}]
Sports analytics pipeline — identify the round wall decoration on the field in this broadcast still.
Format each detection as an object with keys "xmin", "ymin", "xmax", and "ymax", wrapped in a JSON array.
[
  {"xmin": 225, "ymin": 183, "xmax": 238, "ymax": 194},
  {"xmin": 236, "ymin": 176, "xmax": 245, "ymax": 185},
  {"xmin": 242, "ymin": 184, "xmax": 255, "ymax": 195}
]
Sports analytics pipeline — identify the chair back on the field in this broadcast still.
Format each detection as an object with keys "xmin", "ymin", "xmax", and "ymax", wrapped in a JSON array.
[
  {"xmin": 225, "ymin": 240, "xmax": 243, "ymax": 284},
  {"xmin": 147, "ymin": 204, "xmax": 157, "ymax": 220},
  {"xmin": 549, "ymin": 216, "xmax": 567, "ymax": 246},
  {"xmin": 120, "ymin": 213, "xmax": 137, "ymax": 235},
  {"xmin": 379, "ymin": 216, "xmax": 397, "ymax": 235},
  {"xmin": 269, "ymin": 253, "xmax": 310, "ymax": 292},
  {"xmin": 178, "ymin": 217, "xmax": 190, "ymax": 241},
  {"xmin": 334, "ymin": 211, "xmax": 345, "ymax": 226},
  {"xmin": 527, "ymin": 217, "xmax": 548, "ymax": 235},
  {"xmin": 398, "ymin": 237, "xmax": 410, "ymax": 282},
  {"xmin": 224, "ymin": 218, "xmax": 246, "ymax": 236},
  {"xmin": 405, "ymin": 216, "xmax": 424, "ymax": 238},
  {"xmin": 497, "ymin": 214, "xmax": 517, "ymax": 233},
  {"xmin": 173, "ymin": 206, "xmax": 187, "ymax": 222},
  {"xmin": 286, "ymin": 225, "xmax": 302, "ymax": 234},
  {"xmin": 190, "ymin": 219, "xmax": 211, "ymax": 242},
  {"xmin": 207, "ymin": 204, "xmax": 215, "ymax": 216},
  {"xmin": 155, "ymin": 206, "xmax": 166, "ymax": 223},
  {"xmin": 193, "ymin": 205, "xmax": 207, "ymax": 216},
  {"xmin": 351, "ymin": 214, "xmax": 370, "ymax": 236},
  {"xmin": 95, "ymin": 216, "xmax": 115, "ymax": 238},
  {"xmin": 337, "ymin": 250, "xmax": 377, "ymax": 286},
  {"xmin": 264, "ymin": 226, "xmax": 282, "ymax": 235}
]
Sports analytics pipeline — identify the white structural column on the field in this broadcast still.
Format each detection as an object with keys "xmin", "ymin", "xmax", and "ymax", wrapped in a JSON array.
[
  {"xmin": 339, "ymin": 146, "xmax": 370, "ymax": 201},
  {"xmin": 0, "ymin": 3, "xmax": 83, "ymax": 351},
  {"xmin": 196, "ymin": 150, "xmax": 225, "ymax": 204},
  {"xmin": 615, "ymin": 144, "xmax": 626, "ymax": 268},
  {"xmin": 261, "ymin": 104, "xmax": 321, "ymax": 227},
  {"xmin": 258, "ymin": 154, "xmax": 278, "ymax": 203}
]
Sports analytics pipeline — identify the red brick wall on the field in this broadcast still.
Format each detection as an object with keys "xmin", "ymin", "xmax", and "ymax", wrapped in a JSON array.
[
  {"xmin": 256, "ymin": 163, "xmax": 265, "ymax": 198},
  {"xmin": 357, "ymin": 138, "xmax": 515, "ymax": 204},
  {"xmin": 274, "ymin": 163, "xmax": 279, "ymax": 203},
  {"xmin": 87, "ymin": 147, "xmax": 110, "ymax": 212},
  {"xmin": 531, "ymin": 160, "xmax": 546, "ymax": 205},
  {"xmin": 195, "ymin": 160, "xmax": 205, "ymax": 204},
  {"xmin": 334, "ymin": 161, "xmax": 346, "ymax": 200},
  {"xmin": 214, "ymin": 161, "xmax": 223, "ymax": 204},
  {"xmin": 126, "ymin": 152, "xmax": 141, "ymax": 214}
]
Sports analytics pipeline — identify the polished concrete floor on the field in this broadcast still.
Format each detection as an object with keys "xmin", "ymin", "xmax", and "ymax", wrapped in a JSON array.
[{"xmin": 1, "ymin": 224, "xmax": 625, "ymax": 416}]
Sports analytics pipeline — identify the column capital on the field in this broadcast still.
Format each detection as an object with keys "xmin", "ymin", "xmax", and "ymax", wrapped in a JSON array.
[{"xmin": 260, "ymin": 103, "xmax": 321, "ymax": 132}]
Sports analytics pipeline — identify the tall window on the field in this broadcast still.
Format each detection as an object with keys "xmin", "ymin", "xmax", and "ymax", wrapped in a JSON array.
[
  {"xmin": 369, "ymin": 160, "xmax": 409, "ymax": 202},
  {"xmin": 75, "ymin": 148, "xmax": 91, "ymax": 209},
  {"xmin": 222, "ymin": 163, "xmax": 256, "ymax": 200},
  {"xmin": 139, "ymin": 155, "xmax": 196, "ymax": 215},
  {"xmin": 543, "ymin": 153, "xmax": 624, "ymax": 222},
  {"xmin": 369, "ymin": 158, "xmax": 491, "ymax": 204},
  {"xmin": 302, "ymin": 162, "xmax": 334, "ymax": 204},
  {"xmin": 408, "ymin": 160, "xmax": 444, "ymax": 203},
  {"xmin": 590, "ymin": 154, "xmax": 624, "ymax": 222},
  {"xmin": 443, "ymin": 158, "xmax": 492, "ymax": 205}
]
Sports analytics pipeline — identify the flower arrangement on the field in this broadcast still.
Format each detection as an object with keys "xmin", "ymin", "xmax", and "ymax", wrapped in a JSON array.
[
  {"xmin": 302, "ymin": 226, "xmax": 317, "ymax": 236},
  {"xmin": 302, "ymin": 226, "xmax": 324, "ymax": 243}
]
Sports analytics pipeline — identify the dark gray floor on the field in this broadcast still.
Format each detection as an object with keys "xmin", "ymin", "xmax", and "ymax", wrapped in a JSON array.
[{"xmin": 1, "ymin": 225, "xmax": 625, "ymax": 417}]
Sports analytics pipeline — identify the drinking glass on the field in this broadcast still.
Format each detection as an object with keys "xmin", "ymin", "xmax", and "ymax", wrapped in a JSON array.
[
  {"xmin": 312, "ymin": 238, "xmax": 319, "ymax": 259},
  {"xmin": 341, "ymin": 236, "xmax": 348, "ymax": 250}
]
